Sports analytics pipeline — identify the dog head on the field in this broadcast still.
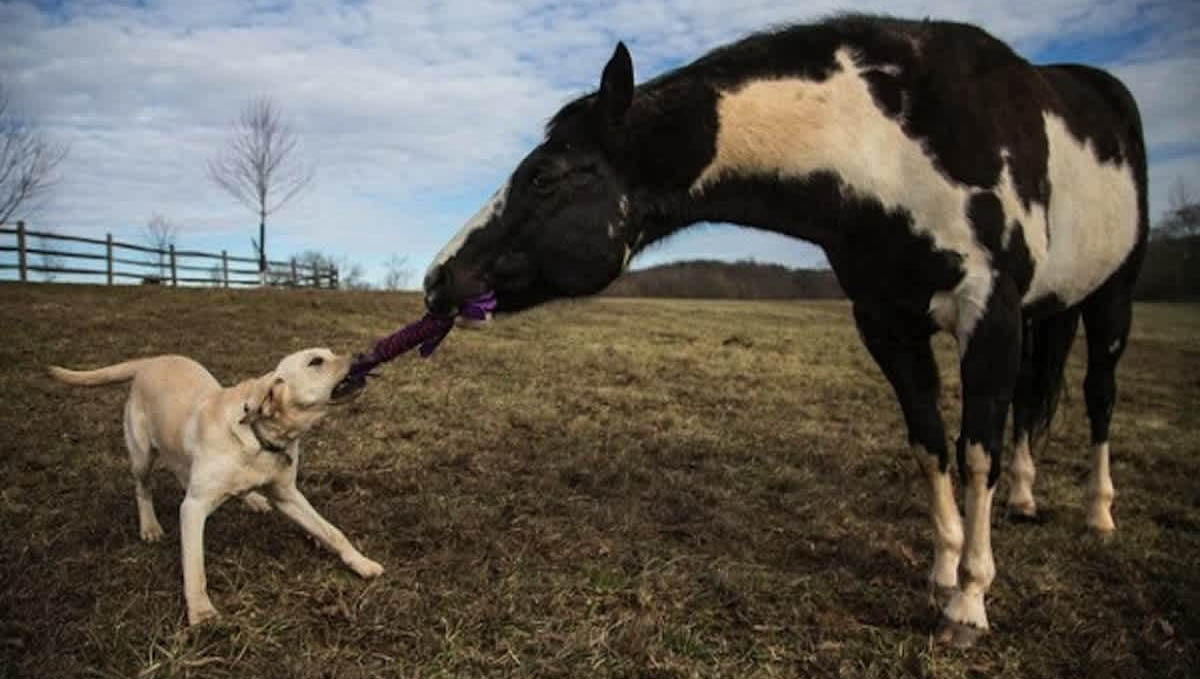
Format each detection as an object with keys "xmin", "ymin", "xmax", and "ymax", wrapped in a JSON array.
[{"xmin": 238, "ymin": 348, "xmax": 362, "ymax": 443}]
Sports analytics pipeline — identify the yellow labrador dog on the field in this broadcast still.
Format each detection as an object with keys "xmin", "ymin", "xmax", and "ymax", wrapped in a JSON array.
[{"xmin": 49, "ymin": 348, "xmax": 382, "ymax": 625}]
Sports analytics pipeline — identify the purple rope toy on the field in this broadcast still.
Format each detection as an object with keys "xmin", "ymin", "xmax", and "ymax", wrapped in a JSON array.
[{"xmin": 338, "ymin": 291, "xmax": 497, "ymax": 391}]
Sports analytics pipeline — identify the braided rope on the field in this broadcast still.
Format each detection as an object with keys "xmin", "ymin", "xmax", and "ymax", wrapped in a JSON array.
[{"xmin": 338, "ymin": 291, "xmax": 496, "ymax": 391}]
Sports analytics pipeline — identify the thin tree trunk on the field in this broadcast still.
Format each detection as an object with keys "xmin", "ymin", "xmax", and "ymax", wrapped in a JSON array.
[{"xmin": 258, "ymin": 213, "xmax": 266, "ymax": 273}]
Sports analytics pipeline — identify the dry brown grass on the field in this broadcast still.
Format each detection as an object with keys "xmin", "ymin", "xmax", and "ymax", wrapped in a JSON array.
[{"xmin": 1, "ymin": 283, "xmax": 1197, "ymax": 678}]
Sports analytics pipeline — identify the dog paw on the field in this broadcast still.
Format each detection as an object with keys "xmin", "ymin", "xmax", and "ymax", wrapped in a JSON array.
[
  {"xmin": 187, "ymin": 602, "xmax": 220, "ymax": 626},
  {"xmin": 347, "ymin": 555, "xmax": 384, "ymax": 579},
  {"xmin": 140, "ymin": 522, "xmax": 165, "ymax": 543},
  {"xmin": 242, "ymin": 492, "xmax": 273, "ymax": 513}
]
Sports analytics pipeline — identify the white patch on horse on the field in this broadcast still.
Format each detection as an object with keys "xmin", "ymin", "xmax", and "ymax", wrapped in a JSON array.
[
  {"xmin": 1006, "ymin": 432, "xmax": 1037, "ymax": 517},
  {"xmin": 943, "ymin": 443, "xmax": 995, "ymax": 631},
  {"xmin": 992, "ymin": 151, "xmax": 1049, "ymax": 252},
  {"xmin": 690, "ymin": 49, "xmax": 993, "ymax": 341},
  {"xmin": 625, "ymin": 230, "xmax": 644, "ymax": 271},
  {"xmin": 868, "ymin": 63, "xmax": 902, "ymax": 76},
  {"xmin": 1087, "ymin": 442, "xmax": 1116, "ymax": 534},
  {"xmin": 608, "ymin": 195, "xmax": 631, "ymax": 244},
  {"xmin": 1109, "ymin": 338, "xmax": 1122, "ymax": 354},
  {"xmin": 427, "ymin": 180, "xmax": 511, "ymax": 276},
  {"xmin": 1021, "ymin": 114, "xmax": 1140, "ymax": 307},
  {"xmin": 912, "ymin": 446, "xmax": 963, "ymax": 596}
]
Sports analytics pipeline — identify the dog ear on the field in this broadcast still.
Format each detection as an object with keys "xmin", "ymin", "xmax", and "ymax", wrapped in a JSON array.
[
  {"xmin": 261, "ymin": 378, "xmax": 284, "ymax": 418},
  {"xmin": 240, "ymin": 376, "xmax": 284, "ymax": 424}
]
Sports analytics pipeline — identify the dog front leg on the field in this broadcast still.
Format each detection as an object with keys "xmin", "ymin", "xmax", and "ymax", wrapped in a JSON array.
[
  {"xmin": 180, "ymin": 494, "xmax": 219, "ymax": 625},
  {"xmin": 270, "ymin": 485, "xmax": 383, "ymax": 578}
]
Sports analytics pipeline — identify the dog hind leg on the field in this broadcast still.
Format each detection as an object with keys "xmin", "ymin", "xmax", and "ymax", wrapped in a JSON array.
[{"xmin": 124, "ymin": 396, "xmax": 164, "ymax": 542}]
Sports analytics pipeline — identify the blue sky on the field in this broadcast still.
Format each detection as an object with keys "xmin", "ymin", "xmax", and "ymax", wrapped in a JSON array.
[{"xmin": 2, "ymin": 0, "xmax": 1197, "ymax": 286}]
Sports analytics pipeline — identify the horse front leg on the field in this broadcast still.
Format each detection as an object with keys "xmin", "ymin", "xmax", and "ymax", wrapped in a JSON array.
[
  {"xmin": 938, "ymin": 277, "xmax": 1021, "ymax": 647},
  {"xmin": 853, "ymin": 303, "xmax": 960, "ymax": 606}
]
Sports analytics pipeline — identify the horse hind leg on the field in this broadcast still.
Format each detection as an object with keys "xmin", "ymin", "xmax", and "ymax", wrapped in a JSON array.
[
  {"xmin": 1080, "ymin": 285, "xmax": 1133, "ymax": 536},
  {"xmin": 1008, "ymin": 310, "xmax": 1081, "ymax": 520}
]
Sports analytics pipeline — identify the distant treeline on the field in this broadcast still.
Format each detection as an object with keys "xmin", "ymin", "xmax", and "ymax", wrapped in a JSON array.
[
  {"xmin": 602, "ymin": 239, "xmax": 1200, "ymax": 302},
  {"xmin": 1135, "ymin": 235, "xmax": 1200, "ymax": 301},
  {"xmin": 604, "ymin": 260, "xmax": 844, "ymax": 299}
]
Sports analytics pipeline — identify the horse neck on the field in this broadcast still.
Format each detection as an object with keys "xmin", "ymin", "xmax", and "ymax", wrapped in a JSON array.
[
  {"xmin": 624, "ymin": 69, "xmax": 862, "ymax": 253},
  {"xmin": 633, "ymin": 173, "xmax": 843, "ymax": 254}
]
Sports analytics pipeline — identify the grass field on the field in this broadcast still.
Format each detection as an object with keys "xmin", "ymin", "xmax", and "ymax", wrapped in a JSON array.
[{"xmin": 1, "ymin": 283, "xmax": 1197, "ymax": 678}]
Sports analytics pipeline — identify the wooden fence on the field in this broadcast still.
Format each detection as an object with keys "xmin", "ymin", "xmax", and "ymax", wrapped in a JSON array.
[{"xmin": 0, "ymin": 221, "xmax": 338, "ymax": 288}]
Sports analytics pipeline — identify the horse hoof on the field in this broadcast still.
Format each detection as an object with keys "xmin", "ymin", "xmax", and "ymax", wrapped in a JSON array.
[
  {"xmin": 1088, "ymin": 525, "xmax": 1116, "ymax": 543},
  {"xmin": 935, "ymin": 618, "xmax": 987, "ymax": 648},
  {"xmin": 930, "ymin": 584, "xmax": 957, "ymax": 610},
  {"xmin": 1006, "ymin": 503, "xmax": 1039, "ymax": 523}
]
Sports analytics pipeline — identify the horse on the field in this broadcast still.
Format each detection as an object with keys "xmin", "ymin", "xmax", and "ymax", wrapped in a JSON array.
[{"xmin": 422, "ymin": 14, "xmax": 1148, "ymax": 646}]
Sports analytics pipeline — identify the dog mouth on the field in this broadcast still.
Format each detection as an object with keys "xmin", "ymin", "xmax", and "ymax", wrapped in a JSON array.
[{"xmin": 330, "ymin": 373, "xmax": 366, "ymax": 403}]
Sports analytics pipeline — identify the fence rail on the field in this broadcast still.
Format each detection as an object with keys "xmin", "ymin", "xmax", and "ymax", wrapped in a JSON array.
[{"xmin": 0, "ymin": 221, "xmax": 338, "ymax": 289}]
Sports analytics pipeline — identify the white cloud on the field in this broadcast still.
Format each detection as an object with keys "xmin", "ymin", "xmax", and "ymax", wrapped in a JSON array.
[
  {"xmin": 1113, "ymin": 55, "xmax": 1200, "ymax": 151},
  {"xmin": 0, "ymin": 0, "xmax": 1195, "ymax": 285}
]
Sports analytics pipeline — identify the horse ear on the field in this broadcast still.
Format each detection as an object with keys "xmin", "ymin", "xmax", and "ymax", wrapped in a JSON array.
[{"xmin": 598, "ymin": 41, "xmax": 634, "ymax": 125}]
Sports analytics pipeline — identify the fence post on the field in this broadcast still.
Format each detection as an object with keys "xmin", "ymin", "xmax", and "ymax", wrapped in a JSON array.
[
  {"xmin": 222, "ymin": 250, "xmax": 229, "ymax": 288},
  {"xmin": 16, "ymin": 221, "xmax": 27, "ymax": 282},
  {"xmin": 106, "ymin": 233, "xmax": 113, "ymax": 285},
  {"xmin": 330, "ymin": 266, "xmax": 338, "ymax": 289},
  {"xmin": 169, "ymin": 245, "xmax": 177, "ymax": 287},
  {"xmin": 291, "ymin": 258, "xmax": 298, "ymax": 286}
]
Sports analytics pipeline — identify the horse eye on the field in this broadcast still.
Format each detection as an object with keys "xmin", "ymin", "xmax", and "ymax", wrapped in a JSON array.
[
  {"xmin": 308, "ymin": 356, "xmax": 325, "ymax": 367},
  {"xmin": 531, "ymin": 172, "xmax": 551, "ymax": 189}
]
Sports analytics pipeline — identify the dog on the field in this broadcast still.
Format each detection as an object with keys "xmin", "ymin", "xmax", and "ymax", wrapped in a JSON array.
[{"xmin": 49, "ymin": 348, "xmax": 382, "ymax": 625}]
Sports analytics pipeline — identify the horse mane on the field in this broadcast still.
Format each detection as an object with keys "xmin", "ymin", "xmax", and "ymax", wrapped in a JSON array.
[
  {"xmin": 543, "ymin": 13, "xmax": 938, "ymax": 139},
  {"xmin": 544, "ymin": 94, "xmax": 595, "ymax": 138}
]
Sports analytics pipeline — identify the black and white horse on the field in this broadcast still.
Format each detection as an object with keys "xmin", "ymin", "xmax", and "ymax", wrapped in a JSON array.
[{"xmin": 423, "ymin": 15, "xmax": 1147, "ymax": 645}]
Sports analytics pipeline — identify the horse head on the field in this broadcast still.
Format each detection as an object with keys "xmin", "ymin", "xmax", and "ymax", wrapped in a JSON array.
[{"xmin": 424, "ymin": 43, "xmax": 640, "ymax": 315}]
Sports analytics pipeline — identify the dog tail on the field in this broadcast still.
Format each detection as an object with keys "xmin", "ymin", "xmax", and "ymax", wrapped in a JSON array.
[{"xmin": 48, "ymin": 359, "xmax": 152, "ymax": 386}]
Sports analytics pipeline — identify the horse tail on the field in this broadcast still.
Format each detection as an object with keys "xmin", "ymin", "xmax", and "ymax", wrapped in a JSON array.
[{"xmin": 1022, "ymin": 309, "xmax": 1082, "ymax": 448}]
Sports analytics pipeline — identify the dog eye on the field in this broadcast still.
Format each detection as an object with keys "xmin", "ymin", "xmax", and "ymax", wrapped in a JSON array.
[{"xmin": 307, "ymin": 356, "xmax": 325, "ymax": 367}]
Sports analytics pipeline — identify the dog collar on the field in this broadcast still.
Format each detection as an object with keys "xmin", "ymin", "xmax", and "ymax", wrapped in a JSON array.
[{"xmin": 249, "ymin": 419, "xmax": 292, "ymax": 462}]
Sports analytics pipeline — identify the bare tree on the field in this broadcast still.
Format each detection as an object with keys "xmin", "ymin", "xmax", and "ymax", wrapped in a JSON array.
[
  {"xmin": 0, "ymin": 82, "xmax": 69, "ymax": 225},
  {"xmin": 143, "ymin": 213, "xmax": 178, "ymax": 278},
  {"xmin": 291, "ymin": 249, "xmax": 334, "ymax": 286},
  {"xmin": 207, "ymin": 97, "xmax": 313, "ymax": 273},
  {"xmin": 35, "ymin": 228, "xmax": 63, "ymax": 282},
  {"xmin": 382, "ymin": 254, "xmax": 412, "ymax": 290},
  {"xmin": 338, "ymin": 258, "xmax": 369, "ymax": 290},
  {"xmin": 1155, "ymin": 176, "xmax": 1200, "ymax": 240},
  {"xmin": 1168, "ymin": 176, "xmax": 1191, "ymax": 212}
]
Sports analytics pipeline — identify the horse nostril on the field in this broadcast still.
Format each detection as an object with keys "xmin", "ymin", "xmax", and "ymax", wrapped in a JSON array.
[
  {"xmin": 424, "ymin": 265, "xmax": 446, "ymax": 292},
  {"xmin": 423, "ymin": 266, "xmax": 445, "ymax": 309},
  {"xmin": 427, "ymin": 292, "xmax": 456, "ymax": 316},
  {"xmin": 424, "ymin": 271, "xmax": 456, "ymax": 316}
]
